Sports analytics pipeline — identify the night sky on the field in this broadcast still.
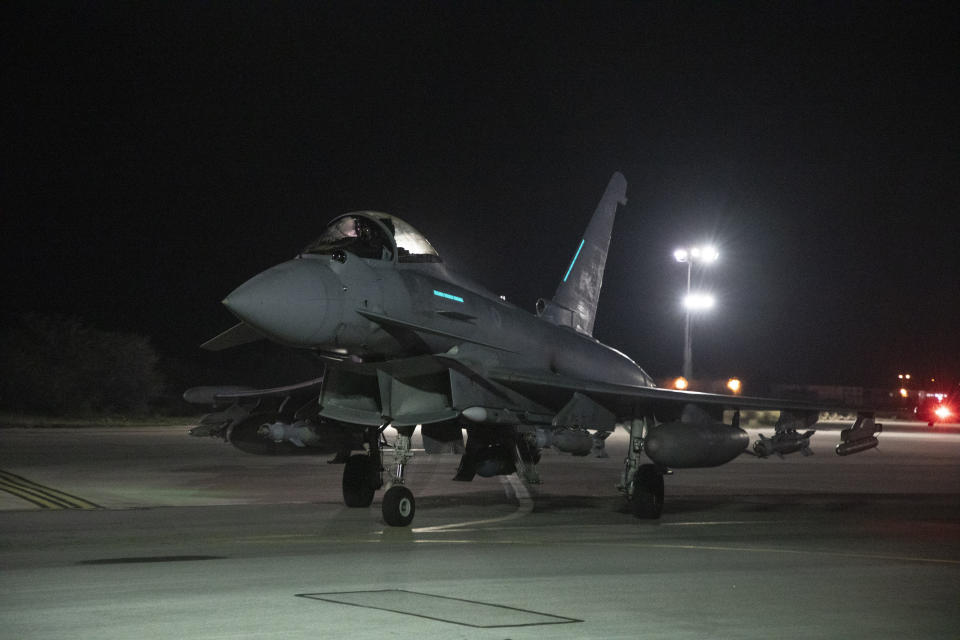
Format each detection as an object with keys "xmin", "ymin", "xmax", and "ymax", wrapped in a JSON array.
[{"xmin": 3, "ymin": 1, "xmax": 958, "ymax": 389}]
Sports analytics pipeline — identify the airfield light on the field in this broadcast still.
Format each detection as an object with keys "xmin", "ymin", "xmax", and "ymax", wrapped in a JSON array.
[
  {"xmin": 675, "ymin": 244, "xmax": 721, "ymax": 380},
  {"xmin": 727, "ymin": 378, "xmax": 742, "ymax": 394},
  {"xmin": 684, "ymin": 293, "xmax": 716, "ymax": 311},
  {"xmin": 674, "ymin": 245, "xmax": 719, "ymax": 264},
  {"xmin": 674, "ymin": 377, "xmax": 689, "ymax": 390}
]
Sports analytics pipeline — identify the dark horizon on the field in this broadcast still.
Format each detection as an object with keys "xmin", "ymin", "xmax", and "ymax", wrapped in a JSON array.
[{"xmin": 3, "ymin": 2, "xmax": 958, "ymax": 391}]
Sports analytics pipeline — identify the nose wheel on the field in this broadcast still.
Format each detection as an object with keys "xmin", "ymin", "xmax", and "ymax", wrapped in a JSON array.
[{"xmin": 382, "ymin": 485, "xmax": 415, "ymax": 526}]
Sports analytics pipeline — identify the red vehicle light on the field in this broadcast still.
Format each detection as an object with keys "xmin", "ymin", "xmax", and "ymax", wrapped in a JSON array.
[{"xmin": 934, "ymin": 405, "xmax": 953, "ymax": 421}]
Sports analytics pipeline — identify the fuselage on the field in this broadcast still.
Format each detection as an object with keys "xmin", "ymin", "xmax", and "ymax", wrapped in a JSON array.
[{"xmin": 222, "ymin": 212, "xmax": 655, "ymax": 390}]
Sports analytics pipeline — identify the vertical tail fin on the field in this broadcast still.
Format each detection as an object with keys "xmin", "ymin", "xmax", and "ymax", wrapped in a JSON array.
[{"xmin": 537, "ymin": 172, "xmax": 627, "ymax": 336}]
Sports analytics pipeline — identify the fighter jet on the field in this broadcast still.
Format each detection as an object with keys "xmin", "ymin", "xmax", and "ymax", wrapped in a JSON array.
[{"xmin": 185, "ymin": 172, "xmax": 881, "ymax": 526}]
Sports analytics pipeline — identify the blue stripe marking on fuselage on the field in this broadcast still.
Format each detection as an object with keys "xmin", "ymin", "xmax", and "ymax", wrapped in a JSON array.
[
  {"xmin": 563, "ymin": 239, "xmax": 586, "ymax": 282},
  {"xmin": 433, "ymin": 290, "xmax": 464, "ymax": 303}
]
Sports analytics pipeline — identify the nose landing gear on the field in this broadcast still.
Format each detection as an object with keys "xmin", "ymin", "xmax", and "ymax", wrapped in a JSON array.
[{"xmin": 340, "ymin": 423, "xmax": 417, "ymax": 527}]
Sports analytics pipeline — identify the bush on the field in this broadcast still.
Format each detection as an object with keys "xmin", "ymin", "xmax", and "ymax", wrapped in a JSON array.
[{"xmin": 0, "ymin": 314, "xmax": 164, "ymax": 414}]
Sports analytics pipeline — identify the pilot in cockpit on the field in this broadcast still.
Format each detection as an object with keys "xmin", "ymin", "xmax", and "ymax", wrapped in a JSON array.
[
  {"xmin": 305, "ymin": 213, "xmax": 441, "ymax": 263},
  {"xmin": 304, "ymin": 215, "xmax": 393, "ymax": 260}
]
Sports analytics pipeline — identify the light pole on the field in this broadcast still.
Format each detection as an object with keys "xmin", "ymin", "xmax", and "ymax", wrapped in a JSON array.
[{"xmin": 674, "ymin": 246, "xmax": 718, "ymax": 380}]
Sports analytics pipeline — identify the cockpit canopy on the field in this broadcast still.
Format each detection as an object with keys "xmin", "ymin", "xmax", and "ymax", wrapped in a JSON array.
[{"xmin": 304, "ymin": 211, "xmax": 441, "ymax": 263}]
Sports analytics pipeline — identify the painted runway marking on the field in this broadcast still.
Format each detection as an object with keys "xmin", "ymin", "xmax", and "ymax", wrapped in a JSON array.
[
  {"xmin": 297, "ymin": 589, "xmax": 581, "ymax": 628},
  {"xmin": 604, "ymin": 542, "xmax": 960, "ymax": 566},
  {"xmin": 392, "ymin": 538, "xmax": 960, "ymax": 567},
  {"xmin": 874, "ymin": 431, "xmax": 960, "ymax": 442},
  {"xmin": 0, "ymin": 469, "xmax": 101, "ymax": 509},
  {"xmin": 78, "ymin": 555, "xmax": 224, "ymax": 565},
  {"xmin": 412, "ymin": 473, "xmax": 533, "ymax": 533},
  {"xmin": 662, "ymin": 520, "xmax": 786, "ymax": 526}
]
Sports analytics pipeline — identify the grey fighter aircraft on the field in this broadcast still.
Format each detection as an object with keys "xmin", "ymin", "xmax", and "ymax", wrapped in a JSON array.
[{"xmin": 185, "ymin": 172, "xmax": 881, "ymax": 527}]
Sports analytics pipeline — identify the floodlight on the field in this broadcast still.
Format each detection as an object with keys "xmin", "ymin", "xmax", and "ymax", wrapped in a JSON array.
[{"xmin": 683, "ymin": 293, "xmax": 715, "ymax": 311}]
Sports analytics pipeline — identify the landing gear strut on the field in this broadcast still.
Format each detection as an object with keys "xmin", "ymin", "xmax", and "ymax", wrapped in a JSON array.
[{"xmin": 381, "ymin": 425, "xmax": 416, "ymax": 526}]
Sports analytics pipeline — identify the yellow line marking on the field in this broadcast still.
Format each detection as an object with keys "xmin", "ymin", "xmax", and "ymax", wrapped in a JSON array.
[
  {"xmin": 0, "ymin": 480, "xmax": 64, "ymax": 509},
  {"xmin": 0, "ymin": 470, "xmax": 101, "ymax": 509},
  {"xmin": 0, "ymin": 469, "xmax": 102, "ymax": 508}
]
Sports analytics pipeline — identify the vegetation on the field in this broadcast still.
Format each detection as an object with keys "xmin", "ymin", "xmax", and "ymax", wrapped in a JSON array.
[
  {"xmin": 0, "ymin": 314, "xmax": 165, "ymax": 415},
  {"xmin": 0, "ymin": 411, "xmax": 198, "ymax": 427}
]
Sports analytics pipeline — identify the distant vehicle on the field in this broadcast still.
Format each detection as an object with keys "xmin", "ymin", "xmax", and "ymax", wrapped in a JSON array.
[{"xmin": 916, "ymin": 393, "xmax": 956, "ymax": 426}]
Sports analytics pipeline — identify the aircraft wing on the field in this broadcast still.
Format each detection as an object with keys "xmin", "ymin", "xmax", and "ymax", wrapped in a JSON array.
[
  {"xmin": 183, "ymin": 376, "xmax": 325, "ymax": 406},
  {"xmin": 488, "ymin": 369, "xmax": 845, "ymax": 418},
  {"xmin": 487, "ymin": 368, "xmax": 880, "ymax": 459}
]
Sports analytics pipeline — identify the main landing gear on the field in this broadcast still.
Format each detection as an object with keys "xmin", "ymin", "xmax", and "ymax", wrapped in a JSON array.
[
  {"xmin": 340, "ymin": 423, "xmax": 417, "ymax": 527},
  {"xmin": 619, "ymin": 416, "xmax": 666, "ymax": 519},
  {"xmin": 630, "ymin": 464, "xmax": 664, "ymax": 519}
]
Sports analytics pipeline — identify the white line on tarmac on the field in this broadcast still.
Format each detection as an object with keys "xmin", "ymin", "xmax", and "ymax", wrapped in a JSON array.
[
  {"xmin": 411, "ymin": 473, "xmax": 534, "ymax": 533},
  {"xmin": 871, "ymin": 431, "xmax": 960, "ymax": 442}
]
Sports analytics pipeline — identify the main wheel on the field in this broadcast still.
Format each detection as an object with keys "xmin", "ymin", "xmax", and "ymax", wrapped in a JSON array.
[
  {"xmin": 342, "ymin": 454, "xmax": 377, "ymax": 507},
  {"xmin": 630, "ymin": 464, "xmax": 664, "ymax": 519},
  {"xmin": 382, "ymin": 485, "xmax": 416, "ymax": 527}
]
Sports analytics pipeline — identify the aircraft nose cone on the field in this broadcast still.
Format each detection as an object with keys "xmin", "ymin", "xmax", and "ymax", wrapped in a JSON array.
[{"xmin": 223, "ymin": 259, "xmax": 338, "ymax": 347}]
